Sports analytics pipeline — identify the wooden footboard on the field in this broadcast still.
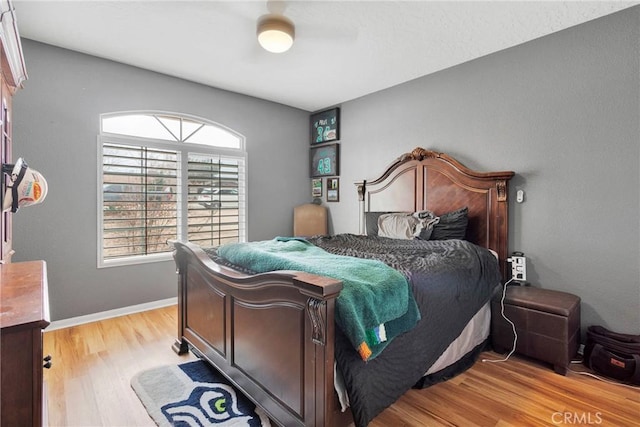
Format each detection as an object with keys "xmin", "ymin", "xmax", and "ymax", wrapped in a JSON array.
[{"xmin": 170, "ymin": 241, "xmax": 353, "ymax": 427}]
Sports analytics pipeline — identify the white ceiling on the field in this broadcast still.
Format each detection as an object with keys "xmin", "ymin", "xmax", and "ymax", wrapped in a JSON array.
[{"xmin": 12, "ymin": 1, "xmax": 638, "ymax": 111}]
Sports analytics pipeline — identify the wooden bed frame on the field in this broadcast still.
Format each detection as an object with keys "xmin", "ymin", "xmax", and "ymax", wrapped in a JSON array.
[{"xmin": 171, "ymin": 147, "xmax": 514, "ymax": 427}]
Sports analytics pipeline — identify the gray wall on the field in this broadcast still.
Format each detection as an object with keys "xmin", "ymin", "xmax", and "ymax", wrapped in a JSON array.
[
  {"xmin": 327, "ymin": 7, "xmax": 639, "ymax": 334},
  {"xmin": 12, "ymin": 40, "xmax": 310, "ymax": 321}
]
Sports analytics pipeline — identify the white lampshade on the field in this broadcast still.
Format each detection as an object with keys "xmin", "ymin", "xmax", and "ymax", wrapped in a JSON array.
[{"xmin": 257, "ymin": 16, "xmax": 295, "ymax": 53}]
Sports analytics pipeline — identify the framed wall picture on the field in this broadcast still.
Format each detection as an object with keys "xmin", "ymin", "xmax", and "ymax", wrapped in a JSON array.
[
  {"xmin": 312, "ymin": 178, "xmax": 322, "ymax": 198},
  {"xmin": 310, "ymin": 143, "xmax": 339, "ymax": 178},
  {"xmin": 326, "ymin": 178, "xmax": 339, "ymax": 202},
  {"xmin": 310, "ymin": 108, "xmax": 339, "ymax": 144}
]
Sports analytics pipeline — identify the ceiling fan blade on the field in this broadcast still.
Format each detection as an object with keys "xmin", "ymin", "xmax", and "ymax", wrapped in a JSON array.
[{"xmin": 298, "ymin": 23, "xmax": 359, "ymax": 44}]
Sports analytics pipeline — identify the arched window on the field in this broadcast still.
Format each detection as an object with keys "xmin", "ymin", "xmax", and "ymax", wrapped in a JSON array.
[{"xmin": 98, "ymin": 112, "xmax": 246, "ymax": 267}]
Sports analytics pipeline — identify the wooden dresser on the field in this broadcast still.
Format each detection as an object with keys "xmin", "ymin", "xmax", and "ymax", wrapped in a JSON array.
[{"xmin": 0, "ymin": 260, "xmax": 50, "ymax": 427}]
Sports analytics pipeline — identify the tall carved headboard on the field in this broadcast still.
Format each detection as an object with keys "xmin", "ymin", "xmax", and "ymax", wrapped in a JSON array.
[{"xmin": 355, "ymin": 147, "xmax": 514, "ymax": 279}]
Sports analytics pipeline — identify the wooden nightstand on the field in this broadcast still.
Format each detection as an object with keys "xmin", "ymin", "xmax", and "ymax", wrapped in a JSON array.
[{"xmin": 1, "ymin": 261, "xmax": 50, "ymax": 426}]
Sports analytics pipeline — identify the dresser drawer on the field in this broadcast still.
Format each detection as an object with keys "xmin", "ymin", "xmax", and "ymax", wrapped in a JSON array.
[{"xmin": 1, "ymin": 261, "xmax": 50, "ymax": 427}]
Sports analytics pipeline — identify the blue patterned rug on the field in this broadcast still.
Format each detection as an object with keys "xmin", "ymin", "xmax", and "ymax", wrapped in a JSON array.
[{"xmin": 131, "ymin": 360, "xmax": 271, "ymax": 427}]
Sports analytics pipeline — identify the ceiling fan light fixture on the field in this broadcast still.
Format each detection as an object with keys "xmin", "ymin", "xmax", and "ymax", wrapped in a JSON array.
[{"xmin": 257, "ymin": 15, "xmax": 295, "ymax": 53}]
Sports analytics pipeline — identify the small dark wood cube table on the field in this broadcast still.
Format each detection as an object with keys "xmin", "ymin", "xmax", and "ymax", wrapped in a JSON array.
[{"xmin": 491, "ymin": 286, "xmax": 581, "ymax": 375}]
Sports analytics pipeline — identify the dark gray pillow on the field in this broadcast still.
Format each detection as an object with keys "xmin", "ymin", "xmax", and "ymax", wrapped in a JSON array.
[
  {"xmin": 365, "ymin": 211, "xmax": 401, "ymax": 236},
  {"xmin": 429, "ymin": 207, "xmax": 469, "ymax": 240}
]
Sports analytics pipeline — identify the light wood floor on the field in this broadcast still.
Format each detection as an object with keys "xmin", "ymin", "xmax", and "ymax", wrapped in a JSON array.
[{"xmin": 43, "ymin": 305, "xmax": 640, "ymax": 427}]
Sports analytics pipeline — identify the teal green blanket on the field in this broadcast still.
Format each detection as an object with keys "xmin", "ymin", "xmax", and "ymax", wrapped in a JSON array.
[{"xmin": 217, "ymin": 237, "xmax": 420, "ymax": 361}]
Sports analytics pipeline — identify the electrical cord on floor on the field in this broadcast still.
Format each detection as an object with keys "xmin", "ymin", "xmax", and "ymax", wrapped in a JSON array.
[
  {"xmin": 567, "ymin": 357, "xmax": 640, "ymax": 389},
  {"xmin": 482, "ymin": 278, "xmax": 516, "ymax": 363},
  {"xmin": 480, "ymin": 283, "xmax": 639, "ymax": 389}
]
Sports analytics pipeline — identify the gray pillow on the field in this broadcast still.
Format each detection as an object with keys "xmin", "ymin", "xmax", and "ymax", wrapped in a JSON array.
[
  {"xmin": 365, "ymin": 211, "xmax": 393, "ymax": 236},
  {"xmin": 428, "ymin": 207, "xmax": 469, "ymax": 240}
]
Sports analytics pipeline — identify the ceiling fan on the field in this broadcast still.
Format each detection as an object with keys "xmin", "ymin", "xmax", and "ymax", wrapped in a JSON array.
[
  {"xmin": 256, "ymin": 0, "xmax": 295, "ymax": 53},
  {"xmin": 251, "ymin": 0, "xmax": 357, "ymax": 55},
  {"xmin": 216, "ymin": 0, "xmax": 357, "ymax": 58}
]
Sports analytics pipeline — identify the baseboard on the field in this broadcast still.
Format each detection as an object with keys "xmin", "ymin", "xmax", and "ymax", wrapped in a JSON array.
[{"xmin": 47, "ymin": 297, "xmax": 177, "ymax": 331}]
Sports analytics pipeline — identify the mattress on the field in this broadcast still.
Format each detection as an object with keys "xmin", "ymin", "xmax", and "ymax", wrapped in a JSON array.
[
  {"xmin": 425, "ymin": 302, "xmax": 490, "ymax": 375},
  {"xmin": 334, "ymin": 301, "xmax": 491, "ymax": 411}
]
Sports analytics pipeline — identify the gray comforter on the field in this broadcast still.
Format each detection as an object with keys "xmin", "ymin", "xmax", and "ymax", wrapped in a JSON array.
[
  {"xmin": 306, "ymin": 234, "xmax": 501, "ymax": 427},
  {"xmin": 209, "ymin": 234, "xmax": 501, "ymax": 427}
]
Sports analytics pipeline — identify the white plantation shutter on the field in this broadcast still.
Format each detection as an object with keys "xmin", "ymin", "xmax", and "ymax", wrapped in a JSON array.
[
  {"xmin": 98, "ymin": 112, "xmax": 245, "ymax": 267},
  {"xmin": 102, "ymin": 144, "xmax": 179, "ymax": 259},
  {"xmin": 187, "ymin": 154, "xmax": 246, "ymax": 247}
]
